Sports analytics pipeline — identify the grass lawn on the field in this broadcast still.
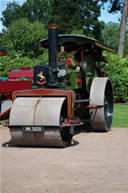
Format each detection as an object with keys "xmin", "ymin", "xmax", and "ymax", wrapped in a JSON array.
[
  {"xmin": 0, "ymin": 119, "xmax": 7, "ymax": 124},
  {"xmin": 112, "ymin": 104, "xmax": 128, "ymax": 128}
]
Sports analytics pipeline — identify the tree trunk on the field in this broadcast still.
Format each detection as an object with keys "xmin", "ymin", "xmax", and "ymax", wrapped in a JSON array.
[{"xmin": 118, "ymin": 0, "xmax": 128, "ymax": 57}]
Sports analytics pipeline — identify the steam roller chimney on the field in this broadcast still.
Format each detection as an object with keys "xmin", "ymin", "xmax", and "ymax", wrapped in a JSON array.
[{"xmin": 48, "ymin": 24, "xmax": 59, "ymax": 87}]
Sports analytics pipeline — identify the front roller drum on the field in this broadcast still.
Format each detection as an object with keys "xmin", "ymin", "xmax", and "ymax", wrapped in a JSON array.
[
  {"xmin": 89, "ymin": 77, "xmax": 113, "ymax": 132},
  {"xmin": 10, "ymin": 126, "xmax": 72, "ymax": 147},
  {"xmin": 9, "ymin": 97, "xmax": 73, "ymax": 147}
]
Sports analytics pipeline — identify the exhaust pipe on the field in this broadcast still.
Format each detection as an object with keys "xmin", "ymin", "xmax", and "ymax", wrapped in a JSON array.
[{"xmin": 48, "ymin": 24, "xmax": 59, "ymax": 87}]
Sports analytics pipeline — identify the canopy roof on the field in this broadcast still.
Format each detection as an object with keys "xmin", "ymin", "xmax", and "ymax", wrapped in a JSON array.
[{"xmin": 41, "ymin": 34, "xmax": 116, "ymax": 53}]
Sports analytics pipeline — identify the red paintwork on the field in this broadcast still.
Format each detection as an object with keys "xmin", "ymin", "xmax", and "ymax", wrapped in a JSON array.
[
  {"xmin": 8, "ymin": 67, "xmax": 33, "ymax": 81},
  {"xmin": 0, "ymin": 80, "xmax": 32, "ymax": 118},
  {"xmin": 0, "ymin": 81, "xmax": 32, "ymax": 96},
  {"xmin": 87, "ymin": 104, "xmax": 98, "ymax": 109},
  {"xmin": 66, "ymin": 59, "xmax": 71, "ymax": 65},
  {"xmin": 76, "ymin": 78, "xmax": 82, "ymax": 83},
  {"xmin": 0, "ymin": 51, "xmax": 7, "ymax": 56},
  {"xmin": 61, "ymin": 118, "xmax": 83, "ymax": 127},
  {"xmin": 36, "ymin": 80, "xmax": 46, "ymax": 85}
]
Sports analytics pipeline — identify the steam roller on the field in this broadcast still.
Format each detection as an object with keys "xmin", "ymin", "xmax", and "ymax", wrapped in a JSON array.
[{"xmin": 9, "ymin": 24, "xmax": 115, "ymax": 147}]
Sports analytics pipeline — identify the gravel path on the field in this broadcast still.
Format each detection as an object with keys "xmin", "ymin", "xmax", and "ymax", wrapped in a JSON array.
[{"xmin": 1, "ymin": 125, "xmax": 128, "ymax": 193}]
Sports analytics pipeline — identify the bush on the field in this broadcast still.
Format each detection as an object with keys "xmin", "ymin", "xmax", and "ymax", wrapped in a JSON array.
[
  {"xmin": 100, "ymin": 53, "xmax": 128, "ymax": 103},
  {"xmin": 0, "ymin": 55, "xmax": 48, "ymax": 78},
  {"xmin": 0, "ymin": 18, "xmax": 47, "ymax": 58}
]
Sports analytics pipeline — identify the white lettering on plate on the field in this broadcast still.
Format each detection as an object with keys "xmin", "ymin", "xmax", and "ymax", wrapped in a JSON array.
[
  {"xmin": 25, "ymin": 127, "xmax": 31, "ymax": 131},
  {"xmin": 32, "ymin": 127, "xmax": 41, "ymax": 131}
]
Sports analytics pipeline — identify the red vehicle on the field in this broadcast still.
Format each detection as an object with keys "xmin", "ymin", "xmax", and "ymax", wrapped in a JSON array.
[{"xmin": 0, "ymin": 47, "xmax": 33, "ymax": 118}]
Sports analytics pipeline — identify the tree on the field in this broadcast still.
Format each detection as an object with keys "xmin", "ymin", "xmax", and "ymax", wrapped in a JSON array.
[
  {"xmin": 1, "ymin": 1, "xmax": 24, "ymax": 28},
  {"xmin": 1, "ymin": 0, "xmax": 51, "ymax": 29},
  {"xmin": 1, "ymin": 18, "xmax": 48, "ymax": 58},
  {"xmin": 21, "ymin": 0, "xmax": 51, "ymax": 25},
  {"xmin": 100, "ymin": 0, "xmax": 128, "ymax": 57},
  {"xmin": 101, "ymin": 22, "xmax": 120, "ymax": 49},
  {"xmin": 50, "ymin": 0, "xmax": 103, "ymax": 39},
  {"xmin": 50, "ymin": 0, "xmax": 83, "ymax": 34},
  {"xmin": 118, "ymin": 0, "xmax": 128, "ymax": 57},
  {"xmin": 1, "ymin": 0, "xmax": 104, "ymax": 40},
  {"xmin": 101, "ymin": 21, "xmax": 128, "ymax": 56}
]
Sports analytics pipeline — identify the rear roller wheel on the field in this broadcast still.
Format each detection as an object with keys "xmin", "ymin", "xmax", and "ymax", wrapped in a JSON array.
[{"xmin": 89, "ymin": 77, "xmax": 113, "ymax": 132}]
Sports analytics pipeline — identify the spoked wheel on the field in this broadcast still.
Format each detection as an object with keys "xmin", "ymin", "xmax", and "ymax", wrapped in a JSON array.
[{"xmin": 89, "ymin": 77, "xmax": 113, "ymax": 132}]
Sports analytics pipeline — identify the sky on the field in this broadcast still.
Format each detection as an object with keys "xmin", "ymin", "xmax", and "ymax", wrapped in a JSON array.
[{"xmin": 0, "ymin": 0, "xmax": 121, "ymax": 32}]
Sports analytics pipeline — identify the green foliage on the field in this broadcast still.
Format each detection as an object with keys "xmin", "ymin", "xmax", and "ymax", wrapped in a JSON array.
[
  {"xmin": 1, "ymin": 18, "xmax": 47, "ymax": 58},
  {"xmin": 21, "ymin": 0, "xmax": 51, "ymax": 25},
  {"xmin": 0, "ymin": 32, "xmax": 17, "ymax": 58},
  {"xmin": 50, "ymin": 0, "xmax": 103, "ymax": 39},
  {"xmin": 100, "ymin": 53, "xmax": 128, "ymax": 102},
  {"xmin": 124, "ymin": 31, "xmax": 128, "ymax": 57},
  {"xmin": 101, "ymin": 22, "xmax": 120, "ymax": 50},
  {"xmin": 37, "ymin": 49, "xmax": 49, "ymax": 65},
  {"xmin": 71, "ymin": 28, "xmax": 84, "ymax": 35},
  {"xmin": 1, "ymin": 0, "xmax": 104, "ymax": 40},
  {"xmin": 0, "ymin": 55, "xmax": 43, "ymax": 78},
  {"xmin": 101, "ymin": 22, "xmax": 128, "ymax": 57},
  {"xmin": 1, "ymin": 0, "xmax": 51, "ymax": 28},
  {"xmin": 1, "ymin": 1, "xmax": 24, "ymax": 28},
  {"xmin": 50, "ymin": 0, "xmax": 83, "ymax": 34}
]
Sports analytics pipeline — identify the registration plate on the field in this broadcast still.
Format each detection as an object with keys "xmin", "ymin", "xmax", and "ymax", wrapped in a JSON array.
[{"xmin": 23, "ymin": 126, "xmax": 44, "ymax": 132}]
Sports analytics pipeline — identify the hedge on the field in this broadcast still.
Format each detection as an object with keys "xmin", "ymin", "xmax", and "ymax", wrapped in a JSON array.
[{"xmin": 100, "ymin": 54, "xmax": 128, "ymax": 103}]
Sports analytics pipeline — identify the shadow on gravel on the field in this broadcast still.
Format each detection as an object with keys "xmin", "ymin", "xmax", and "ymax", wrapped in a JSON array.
[
  {"xmin": 74, "ymin": 122, "xmax": 93, "ymax": 136},
  {"xmin": 1, "ymin": 121, "xmax": 93, "ymax": 149},
  {"xmin": 2, "ymin": 140, "xmax": 17, "ymax": 148},
  {"xmin": 2, "ymin": 138, "xmax": 79, "ymax": 149}
]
